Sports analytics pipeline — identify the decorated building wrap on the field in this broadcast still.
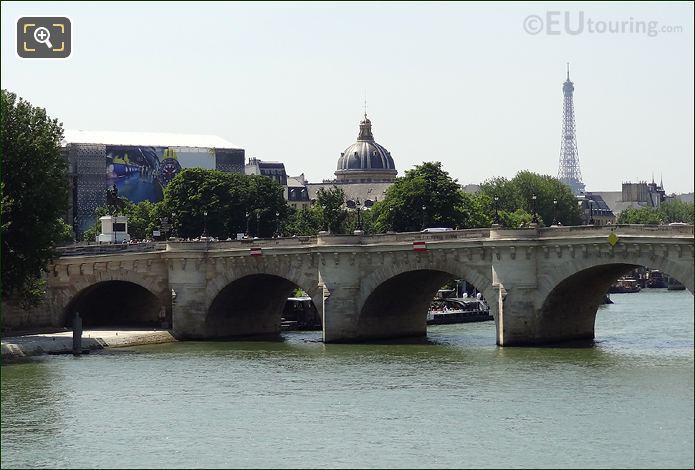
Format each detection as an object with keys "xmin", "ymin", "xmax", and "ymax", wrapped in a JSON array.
[{"xmin": 63, "ymin": 130, "xmax": 245, "ymax": 236}]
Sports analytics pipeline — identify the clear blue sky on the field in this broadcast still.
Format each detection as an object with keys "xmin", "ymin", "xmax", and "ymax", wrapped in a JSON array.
[{"xmin": 2, "ymin": 1, "xmax": 693, "ymax": 193}]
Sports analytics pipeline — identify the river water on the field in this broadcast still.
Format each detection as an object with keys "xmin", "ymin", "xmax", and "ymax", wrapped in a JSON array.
[{"xmin": 2, "ymin": 290, "xmax": 693, "ymax": 468}]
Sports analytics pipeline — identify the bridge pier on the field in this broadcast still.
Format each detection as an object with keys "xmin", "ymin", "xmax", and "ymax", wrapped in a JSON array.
[
  {"xmin": 495, "ymin": 288, "xmax": 597, "ymax": 346},
  {"xmin": 170, "ymin": 285, "xmax": 209, "ymax": 339},
  {"xmin": 319, "ymin": 258, "xmax": 363, "ymax": 342}
]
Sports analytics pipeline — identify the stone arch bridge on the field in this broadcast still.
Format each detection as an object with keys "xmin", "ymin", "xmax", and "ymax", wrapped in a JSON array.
[{"xmin": 46, "ymin": 225, "xmax": 694, "ymax": 346}]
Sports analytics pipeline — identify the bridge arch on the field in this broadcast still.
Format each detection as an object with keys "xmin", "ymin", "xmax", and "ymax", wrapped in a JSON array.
[
  {"xmin": 534, "ymin": 251, "xmax": 693, "ymax": 344},
  {"xmin": 204, "ymin": 263, "xmax": 321, "ymax": 339},
  {"xmin": 55, "ymin": 268, "xmax": 170, "ymax": 328},
  {"xmin": 63, "ymin": 280, "xmax": 165, "ymax": 328},
  {"xmin": 356, "ymin": 254, "xmax": 496, "ymax": 340}
]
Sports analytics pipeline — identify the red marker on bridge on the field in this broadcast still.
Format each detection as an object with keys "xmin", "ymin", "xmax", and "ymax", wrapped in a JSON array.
[
  {"xmin": 250, "ymin": 247, "xmax": 262, "ymax": 256},
  {"xmin": 413, "ymin": 241, "xmax": 427, "ymax": 252}
]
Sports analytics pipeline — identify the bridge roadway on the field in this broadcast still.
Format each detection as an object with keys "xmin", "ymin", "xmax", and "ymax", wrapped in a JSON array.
[{"xmin": 47, "ymin": 224, "xmax": 694, "ymax": 346}]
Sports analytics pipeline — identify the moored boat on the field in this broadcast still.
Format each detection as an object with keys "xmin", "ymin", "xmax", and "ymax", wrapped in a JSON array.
[
  {"xmin": 646, "ymin": 270, "xmax": 668, "ymax": 288},
  {"xmin": 608, "ymin": 277, "xmax": 641, "ymax": 294},
  {"xmin": 426, "ymin": 297, "xmax": 493, "ymax": 325},
  {"xmin": 667, "ymin": 277, "xmax": 686, "ymax": 291},
  {"xmin": 281, "ymin": 297, "xmax": 321, "ymax": 331}
]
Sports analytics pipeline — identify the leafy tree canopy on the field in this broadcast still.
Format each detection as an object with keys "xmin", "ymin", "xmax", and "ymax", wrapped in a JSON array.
[
  {"xmin": 480, "ymin": 170, "xmax": 581, "ymax": 227},
  {"xmin": 315, "ymin": 186, "xmax": 347, "ymax": 233},
  {"xmin": 161, "ymin": 169, "xmax": 287, "ymax": 239},
  {"xmin": 617, "ymin": 200, "xmax": 693, "ymax": 225},
  {"xmin": 371, "ymin": 162, "xmax": 471, "ymax": 232},
  {"xmin": 1, "ymin": 89, "xmax": 69, "ymax": 303}
]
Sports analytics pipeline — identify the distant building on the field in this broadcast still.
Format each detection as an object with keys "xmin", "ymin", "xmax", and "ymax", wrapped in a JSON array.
[
  {"xmin": 676, "ymin": 193, "xmax": 694, "ymax": 204},
  {"xmin": 578, "ymin": 193, "xmax": 616, "ymax": 225},
  {"xmin": 593, "ymin": 178, "xmax": 671, "ymax": 218},
  {"xmin": 286, "ymin": 174, "xmax": 311, "ymax": 210},
  {"xmin": 334, "ymin": 114, "xmax": 397, "ymax": 184},
  {"xmin": 461, "ymin": 184, "xmax": 481, "ymax": 194},
  {"xmin": 244, "ymin": 159, "xmax": 313, "ymax": 210},
  {"xmin": 306, "ymin": 113, "xmax": 397, "ymax": 207},
  {"xmin": 63, "ymin": 130, "xmax": 244, "ymax": 237},
  {"xmin": 245, "ymin": 157, "xmax": 288, "ymax": 186}
]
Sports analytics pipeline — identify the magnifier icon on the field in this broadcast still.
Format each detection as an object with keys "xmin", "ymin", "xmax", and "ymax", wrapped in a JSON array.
[{"xmin": 33, "ymin": 27, "xmax": 53, "ymax": 49}]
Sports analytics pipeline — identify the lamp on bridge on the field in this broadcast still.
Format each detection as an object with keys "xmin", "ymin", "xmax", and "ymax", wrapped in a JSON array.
[
  {"xmin": 245, "ymin": 211, "xmax": 250, "ymax": 238},
  {"xmin": 275, "ymin": 211, "xmax": 280, "ymax": 238},
  {"xmin": 202, "ymin": 210, "xmax": 208, "ymax": 238},
  {"xmin": 256, "ymin": 211, "xmax": 261, "ymax": 238},
  {"xmin": 356, "ymin": 199, "xmax": 363, "ymax": 231},
  {"xmin": 531, "ymin": 195, "xmax": 539, "ymax": 224},
  {"xmin": 321, "ymin": 205, "xmax": 329, "ymax": 233},
  {"xmin": 552, "ymin": 199, "xmax": 558, "ymax": 226},
  {"xmin": 421, "ymin": 205, "xmax": 427, "ymax": 231},
  {"xmin": 347, "ymin": 199, "xmax": 364, "ymax": 233},
  {"xmin": 493, "ymin": 195, "xmax": 500, "ymax": 225},
  {"xmin": 589, "ymin": 200, "xmax": 595, "ymax": 225}
]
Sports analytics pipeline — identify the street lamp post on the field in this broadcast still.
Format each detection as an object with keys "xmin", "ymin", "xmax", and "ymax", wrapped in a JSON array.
[
  {"xmin": 256, "ymin": 211, "xmax": 260, "ymax": 237},
  {"xmin": 552, "ymin": 199, "xmax": 558, "ymax": 226},
  {"xmin": 356, "ymin": 199, "xmax": 363, "ymax": 231},
  {"xmin": 421, "ymin": 205, "xmax": 427, "ymax": 231},
  {"xmin": 493, "ymin": 195, "xmax": 500, "ymax": 225},
  {"xmin": 531, "ymin": 195, "xmax": 538, "ymax": 224},
  {"xmin": 275, "ymin": 211, "xmax": 280, "ymax": 238},
  {"xmin": 322, "ymin": 205, "xmax": 329, "ymax": 232},
  {"xmin": 202, "ymin": 210, "xmax": 208, "ymax": 238},
  {"xmin": 245, "ymin": 211, "xmax": 250, "ymax": 237},
  {"xmin": 589, "ymin": 200, "xmax": 595, "ymax": 225}
]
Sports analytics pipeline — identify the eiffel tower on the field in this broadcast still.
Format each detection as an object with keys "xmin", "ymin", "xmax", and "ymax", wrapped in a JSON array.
[{"xmin": 557, "ymin": 64, "xmax": 586, "ymax": 195}]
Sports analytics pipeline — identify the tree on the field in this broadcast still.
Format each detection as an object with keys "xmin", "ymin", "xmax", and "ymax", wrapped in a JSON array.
[
  {"xmin": 285, "ymin": 206, "xmax": 323, "ymax": 236},
  {"xmin": 498, "ymin": 209, "xmax": 537, "ymax": 228},
  {"xmin": 1, "ymin": 90, "xmax": 69, "ymax": 304},
  {"xmin": 245, "ymin": 175, "xmax": 289, "ymax": 237},
  {"xmin": 457, "ymin": 192, "xmax": 493, "ymax": 229},
  {"xmin": 660, "ymin": 199, "xmax": 694, "ymax": 224},
  {"xmin": 480, "ymin": 171, "xmax": 580, "ymax": 227},
  {"xmin": 618, "ymin": 207, "xmax": 663, "ymax": 225},
  {"xmin": 372, "ymin": 162, "xmax": 473, "ymax": 232},
  {"xmin": 315, "ymin": 186, "xmax": 347, "ymax": 233},
  {"xmin": 160, "ymin": 169, "xmax": 288, "ymax": 239}
]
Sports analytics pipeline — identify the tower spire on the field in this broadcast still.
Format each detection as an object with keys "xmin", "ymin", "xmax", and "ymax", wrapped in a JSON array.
[
  {"xmin": 557, "ymin": 65, "xmax": 585, "ymax": 195},
  {"xmin": 357, "ymin": 113, "xmax": 374, "ymax": 141},
  {"xmin": 363, "ymin": 90, "xmax": 368, "ymax": 119}
]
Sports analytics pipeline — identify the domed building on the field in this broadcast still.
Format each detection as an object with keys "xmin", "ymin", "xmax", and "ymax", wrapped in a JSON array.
[
  {"xmin": 335, "ymin": 114, "xmax": 397, "ymax": 183},
  {"xmin": 302, "ymin": 113, "xmax": 398, "ymax": 209}
]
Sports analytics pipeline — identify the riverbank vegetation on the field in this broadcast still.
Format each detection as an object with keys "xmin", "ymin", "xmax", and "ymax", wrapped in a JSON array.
[
  {"xmin": 1, "ymin": 90, "xmax": 71, "ymax": 305},
  {"xmin": 618, "ymin": 199, "xmax": 694, "ymax": 225}
]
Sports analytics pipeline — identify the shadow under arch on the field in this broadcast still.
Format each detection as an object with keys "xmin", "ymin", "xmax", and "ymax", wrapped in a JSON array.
[
  {"xmin": 357, "ymin": 269, "xmax": 493, "ymax": 341},
  {"xmin": 64, "ymin": 280, "xmax": 163, "ymax": 328},
  {"xmin": 207, "ymin": 273, "xmax": 320, "ymax": 339},
  {"xmin": 537, "ymin": 263, "xmax": 691, "ymax": 344}
]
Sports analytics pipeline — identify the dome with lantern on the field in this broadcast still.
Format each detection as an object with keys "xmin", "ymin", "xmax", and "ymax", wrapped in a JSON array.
[{"xmin": 335, "ymin": 114, "xmax": 397, "ymax": 183}]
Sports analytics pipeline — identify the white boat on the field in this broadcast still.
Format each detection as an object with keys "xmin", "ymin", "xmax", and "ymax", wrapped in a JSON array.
[
  {"xmin": 426, "ymin": 297, "xmax": 493, "ymax": 325},
  {"xmin": 281, "ymin": 297, "xmax": 321, "ymax": 330}
]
